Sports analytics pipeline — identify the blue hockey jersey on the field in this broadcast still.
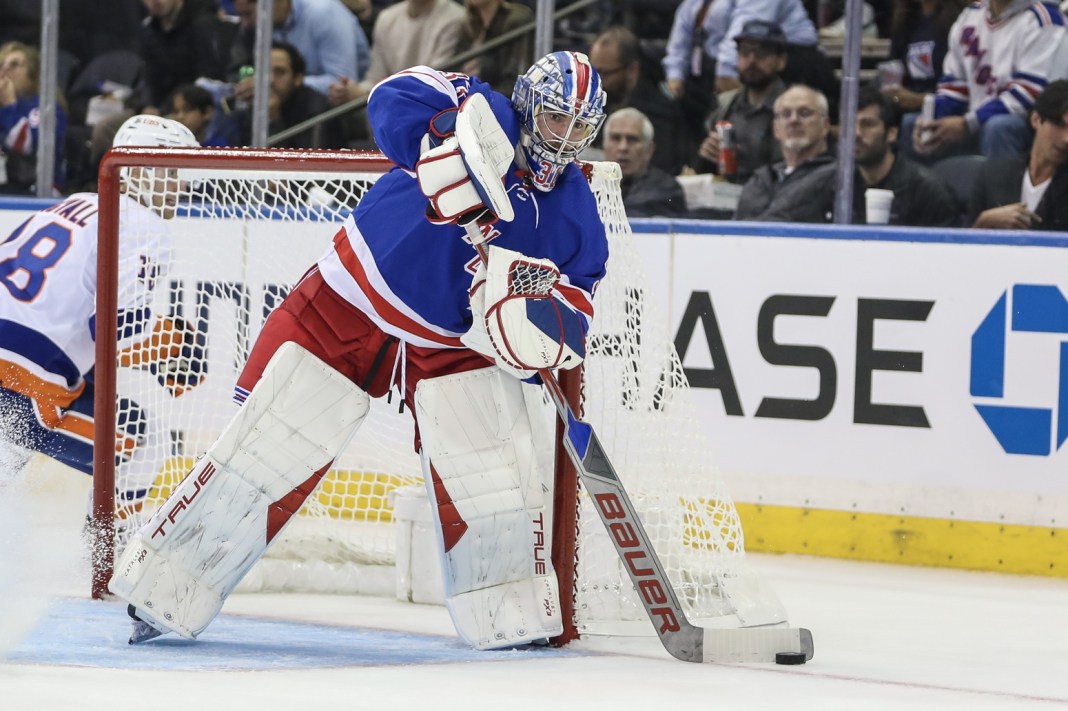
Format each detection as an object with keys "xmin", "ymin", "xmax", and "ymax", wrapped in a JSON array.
[{"xmin": 316, "ymin": 66, "xmax": 609, "ymax": 349}]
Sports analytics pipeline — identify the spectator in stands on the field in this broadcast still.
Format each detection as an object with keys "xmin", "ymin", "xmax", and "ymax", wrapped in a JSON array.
[
  {"xmin": 168, "ymin": 83, "xmax": 240, "ymax": 147},
  {"xmin": 327, "ymin": 0, "xmax": 465, "ymax": 105},
  {"xmin": 588, "ymin": 25, "xmax": 700, "ymax": 176},
  {"xmin": 459, "ymin": 0, "xmax": 534, "ymax": 96},
  {"xmin": 734, "ymin": 84, "xmax": 836, "ymax": 222},
  {"xmin": 603, "ymin": 107, "xmax": 688, "ymax": 218},
  {"xmin": 911, "ymin": 0, "xmax": 1067, "ymax": 161},
  {"xmin": 229, "ymin": 0, "xmax": 370, "ymax": 99},
  {"xmin": 851, "ymin": 86, "xmax": 958, "ymax": 225},
  {"xmin": 139, "ymin": 0, "xmax": 235, "ymax": 113},
  {"xmin": 0, "ymin": 41, "xmax": 67, "ymax": 194},
  {"xmin": 969, "ymin": 79, "xmax": 1068, "ymax": 230},
  {"xmin": 661, "ymin": 0, "xmax": 820, "ymax": 127},
  {"xmin": 337, "ymin": 0, "xmax": 381, "ymax": 38},
  {"xmin": 691, "ymin": 20, "xmax": 789, "ymax": 185},
  {"xmin": 238, "ymin": 42, "xmax": 345, "ymax": 149},
  {"xmin": 881, "ymin": 0, "xmax": 968, "ymax": 114}
]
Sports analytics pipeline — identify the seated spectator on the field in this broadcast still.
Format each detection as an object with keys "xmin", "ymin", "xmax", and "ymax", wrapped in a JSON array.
[
  {"xmin": 588, "ymin": 25, "xmax": 700, "ymax": 176},
  {"xmin": 139, "ymin": 0, "xmax": 235, "ymax": 113},
  {"xmin": 691, "ymin": 20, "xmax": 789, "ymax": 185},
  {"xmin": 237, "ymin": 42, "xmax": 345, "ymax": 148},
  {"xmin": 734, "ymin": 84, "xmax": 836, "ymax": 222},
  {"xmin": 969, "ymin": 79, "xmax": 1068, "ymax": 230},
  {"xmin": 911, "ymin": 0, "xmax": 1066, "ymax": 161},
  {"xmin": 460, "ymin": 0, "xmax": 534, "ymax": 96},
  {"xmin": 168, "ymin": 83, "xmax": 240, "ymax": 147},
  {"xmin": 852, "ymin": 86, "xmax": 959, "ymax": 226},
  {"xmin": 327, "ymin": 0, "xmax": 465, "ymax": 104},
  {"xmin": 0, "ymin": 41, "xmax": 67, "ymax": 195},
  {"xmin": 880, "ymin": 0, "xmax": 968, "ymax": 115},
  {"xmin": 661, "ymin": 0, "xmax": 819, "ymax": 127},
  {"xmin": 230, "ymin": 0, "xmax": 370, "ymax": 99},
  {"xmin": 603, "ymin": 107, "xmax": 688, "ymax": 218}
]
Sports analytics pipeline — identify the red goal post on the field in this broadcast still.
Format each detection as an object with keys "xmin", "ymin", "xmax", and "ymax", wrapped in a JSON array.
[{"xmin": 91, "ymin": 146, "xmax": 784, "ymax": 644}]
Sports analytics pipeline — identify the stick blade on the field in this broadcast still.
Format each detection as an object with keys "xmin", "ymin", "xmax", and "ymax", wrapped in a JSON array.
[{"xmin": 697, "ymin": 626, "xmax": 815, "ymax": 664}]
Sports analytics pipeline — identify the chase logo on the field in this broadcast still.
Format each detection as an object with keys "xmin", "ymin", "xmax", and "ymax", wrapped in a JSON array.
[{"xmin": 970, "ymin": 284, "xmax": 1068, "ymax": 456}]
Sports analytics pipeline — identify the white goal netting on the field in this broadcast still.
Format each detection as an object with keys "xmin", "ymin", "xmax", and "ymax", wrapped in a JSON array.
[{"xmin": 95, "ymin": 148, "xmax": 785, "ymax": 638}]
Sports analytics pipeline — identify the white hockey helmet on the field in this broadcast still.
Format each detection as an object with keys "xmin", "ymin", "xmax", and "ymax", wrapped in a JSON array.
[
  {"xmin": 512, "ymin": 51, "xmax": 606, "ymax": 191},
  {"xmin": 113, "ymin": 114, "xmax": 199, "ymax": 149}
]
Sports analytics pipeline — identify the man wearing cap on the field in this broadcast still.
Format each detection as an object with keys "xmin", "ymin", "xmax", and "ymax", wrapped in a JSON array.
[{"xmin": 691, "ymin": 19, "xmax": 788, "ymax": 185}]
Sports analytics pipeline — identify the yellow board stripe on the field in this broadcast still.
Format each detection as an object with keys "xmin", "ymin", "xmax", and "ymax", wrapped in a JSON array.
[
  {"xmin": 737, "ymin": 502, "xmax": 1066, "ymax": 578},
  {"xmin": 144, "ymin": 460, "xmax": 1064, "ymax": 578}
]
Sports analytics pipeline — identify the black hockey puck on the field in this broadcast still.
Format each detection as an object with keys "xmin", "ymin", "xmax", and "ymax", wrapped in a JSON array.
[{"xmin": 775, "ymin": 652, "xmax": 808, "ymax": 665}]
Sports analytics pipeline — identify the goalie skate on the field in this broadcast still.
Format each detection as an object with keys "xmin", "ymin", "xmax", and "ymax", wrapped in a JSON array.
[{"xmin": 127, "ymin": 605, "xmax": 167, "ymax": 644}]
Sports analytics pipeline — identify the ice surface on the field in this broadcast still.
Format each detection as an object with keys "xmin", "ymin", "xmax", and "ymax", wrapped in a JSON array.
[{"xmin": 3, "ymin": 459, "xmax": 1066, "ymax": 711}]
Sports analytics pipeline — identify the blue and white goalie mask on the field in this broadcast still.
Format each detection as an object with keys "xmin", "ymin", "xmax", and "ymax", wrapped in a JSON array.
[{"xmin": 512, "ymin": 51, "xmax": 606, "ymax": 191}]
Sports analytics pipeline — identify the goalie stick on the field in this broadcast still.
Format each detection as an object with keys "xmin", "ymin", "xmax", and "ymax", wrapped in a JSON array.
[{"xmin": 464, "ymin": 222, "xmax": 814, "ymax": 664}]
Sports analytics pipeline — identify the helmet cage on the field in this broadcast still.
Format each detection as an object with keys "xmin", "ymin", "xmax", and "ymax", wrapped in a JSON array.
[{"xmin": 513, "ymin": 52, "xmax": 606, "ymax": 185}]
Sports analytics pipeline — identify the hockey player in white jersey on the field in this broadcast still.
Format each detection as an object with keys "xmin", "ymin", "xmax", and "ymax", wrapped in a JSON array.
[
  {"xmin": 913, "ymin": 0, "xmax": 1066, "ymax": 159},
  {"xmin": 109, "ymin": 52, "xmax": 610, "ymax": 650},
  {"xmin": 0, "ymin": 114, "xmax": 203, "ymax": 524}
]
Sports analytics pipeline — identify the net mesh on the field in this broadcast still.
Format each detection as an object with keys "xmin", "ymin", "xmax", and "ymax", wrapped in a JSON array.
[
  {"xmin": 576, "ymin": 164, "xmax": 758, "ymax": 632},
  {"xmin": 100, "ymin": 151, "xmax": 772, "ymax": 631}
]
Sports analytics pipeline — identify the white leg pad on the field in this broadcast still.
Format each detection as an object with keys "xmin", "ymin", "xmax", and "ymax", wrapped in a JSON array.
[
  {"xmin": 415, "ymin": 366, "xmax": 561, "ymax": 649},
  {"xmin": 108, "ymin": 342, "xmax": 370, "ymax": 638}
]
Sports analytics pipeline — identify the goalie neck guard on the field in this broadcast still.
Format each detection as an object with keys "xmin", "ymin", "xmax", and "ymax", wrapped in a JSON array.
[{"xmin": 512, "ymin": 51, "xmax": 606, "ymax": 192}]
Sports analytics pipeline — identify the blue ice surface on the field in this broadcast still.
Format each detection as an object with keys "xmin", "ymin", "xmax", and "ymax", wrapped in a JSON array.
[{"xmin": 7, "ymin": 597, "xmax": 587, "ymax": 671}]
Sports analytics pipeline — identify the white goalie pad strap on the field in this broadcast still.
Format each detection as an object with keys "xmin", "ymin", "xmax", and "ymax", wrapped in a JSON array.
[
  {"xmin": 108, "ymin": 342, "xmax": 370, "ymax": 639},
  {"xmin": 415, "ymin": 366, "xmax": 561, "ymax": 648},
  {"xmin": 482, "ymin": 245, "xmax": 586, "ymax": 373}
]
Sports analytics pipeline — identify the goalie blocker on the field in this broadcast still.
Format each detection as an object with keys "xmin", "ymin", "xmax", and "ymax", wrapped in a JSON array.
[{"xmin": 415, "ymin": 93, "xmax": 514, "ymax": 226}]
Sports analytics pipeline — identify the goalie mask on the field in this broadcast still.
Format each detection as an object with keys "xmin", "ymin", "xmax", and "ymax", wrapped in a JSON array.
[{"xmin": 512, "ymin": 51, "xmax": 606, "ymax": 191}]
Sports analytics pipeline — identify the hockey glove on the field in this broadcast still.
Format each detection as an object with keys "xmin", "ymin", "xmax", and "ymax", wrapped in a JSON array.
[
  {"xmin": 415, "ymin": 93, "xmax": 515, "ymax": 227},
  {"xmin": 461, "ymin": 246, "xmax": 587, "ymax": 377},
  {"xmin": 118, "ymin": 316, "xmax": 207, "ymax": 397}
]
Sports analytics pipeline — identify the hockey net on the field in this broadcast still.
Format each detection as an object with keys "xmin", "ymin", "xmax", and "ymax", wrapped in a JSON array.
[{"xmin": 92, "ymin": 147, "xmax": 786, "ymax": 641}]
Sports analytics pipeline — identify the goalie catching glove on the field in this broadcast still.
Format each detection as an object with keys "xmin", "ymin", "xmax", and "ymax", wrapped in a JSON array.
[
  {"xmin": 415, "ymin": 93, "xmax": 515, "ymax": 227},
  {"xmin": 461, "ymin": 245, "xmax": 587, "ymax": 378}
]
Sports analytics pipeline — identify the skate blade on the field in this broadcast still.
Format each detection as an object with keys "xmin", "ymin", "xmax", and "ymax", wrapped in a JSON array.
[
  {"xmin": 127, "ymin": 605, "xmax": 168, "ymax": 645},
  {"xmin": 129, "ymin": 619, "xmax": 166, "ymax": 645}
]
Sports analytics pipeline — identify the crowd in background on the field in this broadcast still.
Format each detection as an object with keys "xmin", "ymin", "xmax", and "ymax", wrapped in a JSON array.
[{"xmin": 1, "ymin": 0, "xmax": 1067, "ymax": 229}]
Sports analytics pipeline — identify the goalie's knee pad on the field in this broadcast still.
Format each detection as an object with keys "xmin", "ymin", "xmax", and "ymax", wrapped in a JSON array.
[
  {"xmin": 415, "ymin": 366, "xmax": 561, "ymax": 649},
  {"xmin": 109, "ymin": 342, "xmax": 370, "ymax": 639}
]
